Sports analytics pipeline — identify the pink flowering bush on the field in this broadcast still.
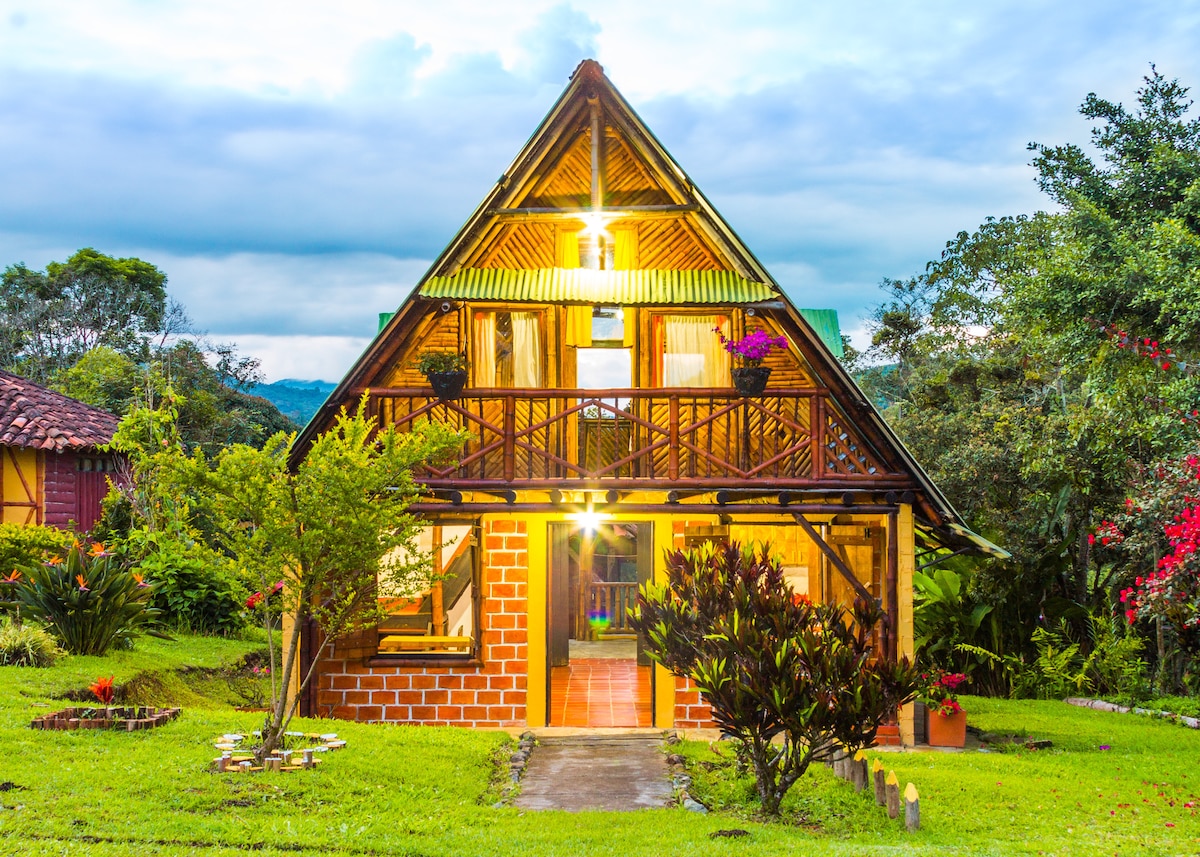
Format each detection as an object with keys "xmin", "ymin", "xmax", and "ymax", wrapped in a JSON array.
[
  {"xmin": 1101, "ymin": 456, "xmax": 1200, "ymax": 650},
  {"xmin": 715, "ymin": 328, "xmax": 789, "ymax": 366}
]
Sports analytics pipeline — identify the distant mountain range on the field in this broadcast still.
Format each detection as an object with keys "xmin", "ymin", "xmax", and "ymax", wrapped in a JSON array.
[{"xmin": 251, "ymin": 379, "xmax": 337, "ymax": 426}]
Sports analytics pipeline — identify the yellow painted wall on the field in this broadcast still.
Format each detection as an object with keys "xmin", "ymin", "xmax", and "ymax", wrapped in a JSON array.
[
  {"xmin": 1, "ymin": 448, "xmax": 39, "ymax": 525},
  {"xmin": 525, "ymin": 517, "xmax": 548, "ymax": 726}
]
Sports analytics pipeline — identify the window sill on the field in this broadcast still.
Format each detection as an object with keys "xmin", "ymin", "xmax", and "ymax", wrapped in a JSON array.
[{"xmin": 365, "ymin": 654, "xmax": 483, "ymax": 669}]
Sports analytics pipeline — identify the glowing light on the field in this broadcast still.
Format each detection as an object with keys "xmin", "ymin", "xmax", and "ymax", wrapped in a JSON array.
[
  {"xmin": 578, "ymin": 212, "xmax": 611, "ymax": 236},
  {"xmin": 568, "ymin": 510, "xmax": 610, "ymax": 532}
]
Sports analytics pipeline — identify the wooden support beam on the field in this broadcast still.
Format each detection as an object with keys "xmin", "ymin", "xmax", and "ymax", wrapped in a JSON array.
[
  {"xmin": 793, "ymin": 513, "xmax": 877, "ymax": 608},
  {"xmin": 887, "ymin": 509, "xmax": 899, "ymax": 660},
  {"xmin": 487, "ymin": 204, "xmax": 700, "ymax": 222}
]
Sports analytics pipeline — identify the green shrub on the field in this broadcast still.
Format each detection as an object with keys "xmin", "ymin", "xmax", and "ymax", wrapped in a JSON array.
[
  {"xmin": 1016, "ymin": 615, "xmax": 1147, "ymax": 699},
  {"xmin": 0, "ymin": 524, "xmax": 73, "ymax": 616},
  {"xmin": 12, "ymin": 540, "xmax": 165, "ymax": 655},
  {"xmin": 0, "ymin": 617, "xmax": 61, "ymax": 666},
  {"xmin": 126, "ymin": 530, "xmax": 248, "ymax": 635}
]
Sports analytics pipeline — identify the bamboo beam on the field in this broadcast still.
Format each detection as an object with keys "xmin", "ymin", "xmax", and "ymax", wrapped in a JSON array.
[
  {"xmin": 887, "ymin": 509, "xmax": 899, "ymax": 661},
  {"xmin": 487, "ymin": 204, "xmax": 700, "ymax": 221},
  {"xmin": 793, "ymin": 513, "xmax": 877, "ymax": 608}
]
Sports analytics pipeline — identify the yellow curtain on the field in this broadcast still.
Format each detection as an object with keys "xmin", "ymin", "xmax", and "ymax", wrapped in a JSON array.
[
  {"xmin": 622, "ymin": 308, "xmax": 635, "ymax": 348},
  {"xmin": 564, "ymin": 305, "xmax": 593, "ymax": 347},
  {"xmin": 472, "ymin": 312, "xmax": 496, "ymax": 387},
  {"xmin": 663, "ymin": 315, "xmax": 729, "ymax": 387},
  {"xmin": 613, "ymin": 227, "xmax": 637, "ymax": 270},
  {"xmin": 556, "ymin": 228, "xmax": 581, "ymax": 269},
  {"xmin": 511, "ymin": 312, "xmax": 543, "ymax": 387}
]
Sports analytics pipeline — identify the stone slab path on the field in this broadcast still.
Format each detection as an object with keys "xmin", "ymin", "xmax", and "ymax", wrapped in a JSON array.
[{"xmin": 514, "ymin": 734, "xmax": 672, "ymax": 811}]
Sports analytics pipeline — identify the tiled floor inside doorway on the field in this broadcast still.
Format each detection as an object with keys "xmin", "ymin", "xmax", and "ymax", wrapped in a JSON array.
[{"xmin": 549, "ymin": 658, "xmax": 652, "ymax": 727}]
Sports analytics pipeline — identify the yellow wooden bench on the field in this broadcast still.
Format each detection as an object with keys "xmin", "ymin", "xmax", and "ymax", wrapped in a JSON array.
[{"xmin": 378, "ymin": 635, "xmax": 473, "ymax": 653}]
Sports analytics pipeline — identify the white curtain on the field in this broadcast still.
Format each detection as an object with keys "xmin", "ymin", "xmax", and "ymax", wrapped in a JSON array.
[
  {"xmin": 473, "ymin": 313, "xmax": 497, "ymax": 387},
  {"xmin": 663, "ymin": 316, "xmax": 729, "ymax": 387},
  {"xmin": 511, "ymin": 312, "xmax": 543, "ymax": 387}
]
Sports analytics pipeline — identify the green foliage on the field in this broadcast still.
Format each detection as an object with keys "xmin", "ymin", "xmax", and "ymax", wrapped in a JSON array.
[
  {"xmin": 11, "ymin": 540, "xmax": 165, "ymax": 655},
  {"xmin": 181, "ymin": 396, "xmax": 468, "ymax": 759},
  {"xmin": 415, "ymin": 349, "xmax": 469, "ymax": 374},
  {"xmin": 126, "ymin": 530, "xmax": 248, "ymax": 635},
  {"xmin": 0, "ymin": 616, "xmax": 61, "ymax": 666},
  {"xmin": 630, "ymin": 542, "xmax": 918, "ymax": 816},
  {"xmin": 0, "ymin": 522, "xmax": 74, "ymax": 574},
  {"xmin": 1016, "ymin": 616, "xmax": 1147, "ymax": 700},
  {"xmin": 0, "ymin": 248, "xmax": 168, "ymax": 383},
  {"xmin": 50, "ymin": 344, "xmax": 141, "ymax": 415}
]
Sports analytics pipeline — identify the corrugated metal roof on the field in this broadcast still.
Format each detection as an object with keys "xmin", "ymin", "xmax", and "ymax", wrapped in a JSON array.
[
  {"xmin": 798, "ymin": 308, "xmax": 844, "ymax": 359},
  {"xmin": 419, "ymin": 268, "xmax": 777, "ymax": 305}
]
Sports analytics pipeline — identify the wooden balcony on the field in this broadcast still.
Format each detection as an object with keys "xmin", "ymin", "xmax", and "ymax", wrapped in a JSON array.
[{"xmin": 362, "ymin": 388, "xmax": 905, "ymax": 491}]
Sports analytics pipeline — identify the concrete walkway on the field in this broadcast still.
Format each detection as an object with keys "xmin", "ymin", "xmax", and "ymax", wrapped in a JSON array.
[{"xmin": 514, "ymin": 734, "xmax": 673, "ymax": 811}]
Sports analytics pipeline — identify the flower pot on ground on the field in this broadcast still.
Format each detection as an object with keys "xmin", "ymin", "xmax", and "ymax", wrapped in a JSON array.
[
  {"xmin": 716, "ymin": 328, "xmax": 788, "ymax": 396},
  {"xmin": 732, "ymin": 366, "xmax": 772, "ymax": 396},
  {"xmin": 927, "ymin": 708, "xmax": 967, "ymax": 747},
  {"xmin": 415, "ymin": 350, "xmax": 469, "ymax": 400},
  {"xmin": 919, "ymin": 669, "xmax": 968, "ymax": 746}
]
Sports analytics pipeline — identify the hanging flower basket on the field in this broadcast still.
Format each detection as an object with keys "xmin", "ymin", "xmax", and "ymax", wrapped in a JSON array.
[
  {"xmin": 426, "ymin": 370, "xmax": 468, "ymax": 400},
  {"xmin": 732, "ymin": 366, "xmax": 772, "ymax": 396}
]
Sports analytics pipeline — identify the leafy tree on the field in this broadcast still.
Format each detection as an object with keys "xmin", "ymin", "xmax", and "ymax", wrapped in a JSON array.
[
  {"xmin": 861, "ymin": 70, "xmax": 1200, "ymax": 683},
  {"xmin": 0, "ymin": 248, "xmax": 168, "ymax": 383},
  {"xmin": 630, "ymin": 543, "xmax": 917, "ymax": 815},
  {"xmin": 181, "ymin": 399, "xmax": 466, "ymax": 761}
]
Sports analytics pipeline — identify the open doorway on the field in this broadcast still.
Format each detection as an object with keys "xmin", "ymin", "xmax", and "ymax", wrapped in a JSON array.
[{"xmin": 548, "ymin": 521, "xmax": 653, "ymax": 727}]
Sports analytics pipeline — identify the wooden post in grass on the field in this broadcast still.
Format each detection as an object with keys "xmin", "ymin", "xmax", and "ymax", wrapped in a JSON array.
[
  {"xmin": 852, "ymin": 750, "xmax": 868, "ymax": 792},
  {"xmin": 885, "ymin": 771, "xmax": 900, "ymax": 819},
  {"xmin": 873, "ymin": 759, "xmax": 886, "ymax": 805},
  {"xmin": 904, "ymin": 783, "xmax": 920, "ymax": 831}
]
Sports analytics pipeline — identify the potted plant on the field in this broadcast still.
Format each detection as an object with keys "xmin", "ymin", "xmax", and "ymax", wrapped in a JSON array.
[
  {"xmin": 715, "ymin": 328, "xmax": 789, "ymax": 395},
  {"xmin": 415, "ymin": 351, "xmax": 469, "ymax": 400},
  {"xmin": 919, "ymin": 669, "xmax": 968, "ymax": 747}
]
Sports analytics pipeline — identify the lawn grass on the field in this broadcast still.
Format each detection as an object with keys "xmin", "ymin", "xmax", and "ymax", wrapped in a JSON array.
[{"xmin": 2, "ymin": 639, "xmax": 1199, "ymax": 855}]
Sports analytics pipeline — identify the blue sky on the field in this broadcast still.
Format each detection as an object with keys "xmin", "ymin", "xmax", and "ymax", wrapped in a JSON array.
[{"xmin": 1, "ymin": 1, "xmax": 1198, "ymax": 380}]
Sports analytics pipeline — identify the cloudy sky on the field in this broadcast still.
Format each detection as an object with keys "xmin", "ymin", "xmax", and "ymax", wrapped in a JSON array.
[{"xmin": 2, "ymin": 1, "xmax": 1198, "ymax": 381}]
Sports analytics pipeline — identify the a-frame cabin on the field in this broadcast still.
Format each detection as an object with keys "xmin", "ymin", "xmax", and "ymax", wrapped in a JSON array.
[{"xmin": 291, "ymin": 60, "xmax": 1001, "ymax": 743}]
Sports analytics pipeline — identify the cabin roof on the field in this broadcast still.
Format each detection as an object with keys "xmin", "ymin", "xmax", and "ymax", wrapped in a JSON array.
[{"xmin": 0, "ymin": 370, "xmax": 119, "ymax": 452}]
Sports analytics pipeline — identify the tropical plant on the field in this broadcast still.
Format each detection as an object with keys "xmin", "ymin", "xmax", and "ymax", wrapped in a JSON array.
[
  {"xmin": 0, "ymin": 617, "xmax": 61, "ymax": 666},
  {"xmin": 629, "ymin": 541, "xmax": 918, "ymax": 815},
  {"xmin": 415, "ymin": 350, "xmax": 468, "ymax": 374},
  {"xmin": 89, "ymin": 674, "xmax": 116, "ymax": 705},
  {"xmin": 11, "ymin": 540, "xmax": 166, "ymax": 655}
]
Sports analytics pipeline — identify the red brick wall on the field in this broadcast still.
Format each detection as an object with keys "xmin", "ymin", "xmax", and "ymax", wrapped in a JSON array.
[
  {"xmin": 41, "ymin": 452, "xmax": 77, "ymax": 529},
  {"xmin": 313, "ymin": 519, "xmax": 529, "ymax": 727},
  {"xmin": 674, "ymin": 675, "xmax": 715, "ymax": 729}
]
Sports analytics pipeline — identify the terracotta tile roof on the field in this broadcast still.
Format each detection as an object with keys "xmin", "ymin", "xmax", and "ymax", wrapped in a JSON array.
[{"xmin": 0, "ymin": 370, "xmax": 120, "ymax": 452}]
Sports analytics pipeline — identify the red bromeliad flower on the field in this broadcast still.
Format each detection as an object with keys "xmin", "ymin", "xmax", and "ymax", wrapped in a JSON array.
[
  {"xmin": 246, "ymin": 591, "xmax": 264, "ymax": 610},
  {"xmin": 89, "ymin": 675, "xmax": 115, "ymax": 705}
]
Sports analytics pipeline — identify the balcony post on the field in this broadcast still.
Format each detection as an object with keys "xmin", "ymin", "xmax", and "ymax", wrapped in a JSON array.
[
  {"xmin": 810, "ymin": 396, "xmax": 824, "ymax": 479},
  {"xmin": 503, "ymin": 395, "xmax": 516, "ymax": 483},
  {"xmin": 668, "ymin": 395, "xmax": 680, "ymax": 480}
]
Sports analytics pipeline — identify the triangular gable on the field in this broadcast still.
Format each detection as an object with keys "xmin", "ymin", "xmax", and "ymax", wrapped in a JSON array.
[
  {"xmin": 291, "ymin": 60, "xmax": 998, "ymax": 555},
  {"xmin": 424, "ymin": 60, "xmax": 777, "ymax": 285}
]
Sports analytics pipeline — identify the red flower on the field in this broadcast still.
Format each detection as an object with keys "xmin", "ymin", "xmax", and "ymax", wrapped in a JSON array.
[
  {"xmin": 76, "ymin": 574, "xmax": 89, "ymax": 591},
  {"xmin": 89, "ymin": 675, "xmax": 115, "ymax": 705},
  {"xmin": 246, "ymin": 591, "xmax": 264, "ymax": 610}
]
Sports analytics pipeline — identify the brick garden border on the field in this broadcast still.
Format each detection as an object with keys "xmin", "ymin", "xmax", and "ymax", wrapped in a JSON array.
[{"xmin": 31, "ymin": 706, "xmax": 181, "ymax": 731}]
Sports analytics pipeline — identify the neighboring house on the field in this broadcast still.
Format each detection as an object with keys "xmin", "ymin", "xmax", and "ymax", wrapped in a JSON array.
[
  {"xmin": 0, "ymin": 370, "xmax": 120, "ymax": 531},
  {"xmin": 291, "ymin": 60, "xmax": 1004, "ymax": 742}
]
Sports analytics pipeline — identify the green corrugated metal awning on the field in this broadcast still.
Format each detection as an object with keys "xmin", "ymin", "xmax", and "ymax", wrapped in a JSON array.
[
  {"xmin": 420, "ymin": 267, "xmax": 777, "ymax": 305},
  {"xmin": 797, "ymin": 308, "xmax": 844, "ymax": 359}
]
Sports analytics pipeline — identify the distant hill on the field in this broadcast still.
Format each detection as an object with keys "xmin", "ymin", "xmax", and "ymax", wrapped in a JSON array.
[{"xmin": 251, "ymin": 379, "xmax": 337, "ymax": 426}]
